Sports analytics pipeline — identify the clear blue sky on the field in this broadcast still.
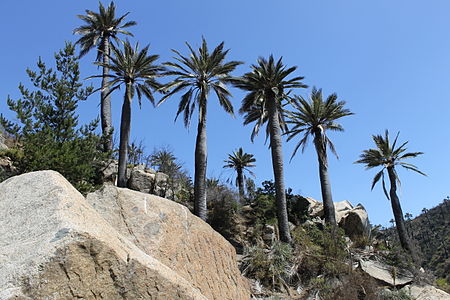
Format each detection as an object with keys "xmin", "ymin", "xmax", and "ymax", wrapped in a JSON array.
[{"xmin": 2, "ymin": 1, "xmax": 449, "ymax": 227}]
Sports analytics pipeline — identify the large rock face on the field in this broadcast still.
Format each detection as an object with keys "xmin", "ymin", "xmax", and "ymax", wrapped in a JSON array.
[
  {"xmin": 87, "ymin": 185, "xmax": 249, "ymax": 300},
  {"xmin": 0, "ymin": 171, "xmax": 250, "ymax": 300}
]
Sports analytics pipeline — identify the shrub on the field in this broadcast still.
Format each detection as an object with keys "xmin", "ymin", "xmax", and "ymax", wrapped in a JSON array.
[
  {"xmin": 241, "ymin": 241, "xmax": 293, "ymax": 290},
  {"xmin": 376, "ymin": 289, "xmax": 414, "ymax": 300},
  {"xmin": 207, "ymin": 179, "xmax": 240, "ymax": 241}
]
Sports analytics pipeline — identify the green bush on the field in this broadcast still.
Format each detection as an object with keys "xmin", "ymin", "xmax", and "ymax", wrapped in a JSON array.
[
  {"xmin": 241, "ymin": 241, "xmax": 293, "ymax": 290},
  {"xmin": 377, "ymin": 289, "xmax": 414, "ymax": 300},
  {"xmin": 207, "ymin": 179, "xmax": 240, "ymax": 241},
  {"xmin": 292, "ymin": 224, "xmax": 349, "ymax": 282}
]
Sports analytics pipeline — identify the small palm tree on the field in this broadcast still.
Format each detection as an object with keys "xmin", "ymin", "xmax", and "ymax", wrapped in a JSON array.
[
  {"xmin": 286, "ymin": 88, "xmax": 353, "ymax": 226},
  {"xmin": 89, "ymin": 41, "xmax": 164, "ymax": 187},
  {"xmin": 232, "ymin": 55, "xmax": 307, "ymax": 243},
  {"xmin": 159, "ymin": 38, "xmax": 242, "ymax": 221},
  {"xmin": 74, "ymin": 1, "xmax": 136, "ymax": 152},
  {"xmin": 223, "ymin": 148, "xmax": 256, "ymax": 202},
  {"xmin": 356, "ymin": 130, "xmax": 425, "ymax": 256}
]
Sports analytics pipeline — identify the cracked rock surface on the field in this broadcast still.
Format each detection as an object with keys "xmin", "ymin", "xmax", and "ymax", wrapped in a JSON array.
[{"xmin": 0, "ymin": 171, "xmax": 249, "ymax": 300}]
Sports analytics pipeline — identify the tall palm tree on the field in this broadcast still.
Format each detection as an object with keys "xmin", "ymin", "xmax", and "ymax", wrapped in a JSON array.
[
  {"xmin": 355, "ymin": 130, "xmax": 425, "ymax": 256},
  {"xmin": 74, "ymin": 1, "xmax": 136, "ymax": 152},
  {"xmin": 286, "ymin": 88, "xmax": 353, "ymax": 226},
  {"xmin": 89, "ymin": 41, "xmax": 164, "ymax": 187},
  {"xmin": 159, "ymin": 38, "xmax": 242, "ymax": 221},
  {"xmin": 232, "ymin": 55, "xmax": 307, "ymax": 243},
  {"xmin": 223, "ymin": 148, "xmax": 256, "ymax": 202}
]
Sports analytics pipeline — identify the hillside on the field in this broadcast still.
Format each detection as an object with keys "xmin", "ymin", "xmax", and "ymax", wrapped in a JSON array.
[{"xmin": 410, "ymin": 199, "xmax": 450, "ymax": 283}]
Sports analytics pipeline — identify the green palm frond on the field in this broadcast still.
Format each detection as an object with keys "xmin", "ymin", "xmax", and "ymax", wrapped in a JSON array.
[
  {"xmin": 285, "ymin": 87, "xmax": 353, "ymax": 161},
  {"xmin": 233, "ymin": 55, "xmax": 307, "ymax": 142},
  {"xmin": 355, "ymin": 130, "xmax": 426, "ymax": 200},
  {"xmin": 74, "ymin": 1, "xmax": 136, "ymax": 60},
  {"xmin": 87, "ymin": 41, "xmax": 164, "ymax": 105},
  {"xmin": 223, "ymin": 147, "xmax": 256, "ymax": 185},
  {"xmin": 159, "ymin": 38, "xmax": 242, "ymax": 127}
]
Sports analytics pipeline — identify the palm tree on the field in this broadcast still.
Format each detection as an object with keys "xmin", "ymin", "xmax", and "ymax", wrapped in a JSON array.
[
  {"xmin": 158, "ymin": 38, "xmax": 242, "ymax": 221},
  {"xmin": 232, "ymin": 55, "xmax": 307, "ymax": 243},
  {"xmin": 223, "ymin": 148, "xmax": 256, "ymax": 202},
  {"xmin": 286, "ymin": 88, "xmax": 353, "ymax": 226},
  {"xmin": 89, "ymin": 41, "xmax": 164, "ymax": 187},
  {"xmin": 356, "ymin": 130, "xmax": 425, "ymax": 256},
  {"xmin": 74, "ymin": 1, "xmax": 136, "ymax": 152}
]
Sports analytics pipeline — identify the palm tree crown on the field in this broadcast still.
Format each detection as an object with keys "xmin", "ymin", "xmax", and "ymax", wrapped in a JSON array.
[
  {"xmin": 73, "ymin": 1, "xmax": 136, "ymax": 60},
  {"xmin": 159, "ymin": 38, "xmax": 242, "ymax": 220},
  {"xmin": 286, "ymin": 87, "xmax": 354, "ymax": 160},
  {"xmin": 355, "ymin": 130, "xmax": 426, "ymax": 199},
  {"xmin": 223, "ymin": 148, "xmax": 256, "ymax": 201},
  {"xmin": 159, "ymin": 38, "xmax": 243, "ymax": 126},
  {"xmin": 233, "ymin": 55, "xmax": 307, "ymax": 141},
  {"xmin": 223, "ymin": 148, "xmax": 256, "ymax": 174},
  {"xmin": 94, "ymin": 41, "xmax": 164, "ymax": 104}
]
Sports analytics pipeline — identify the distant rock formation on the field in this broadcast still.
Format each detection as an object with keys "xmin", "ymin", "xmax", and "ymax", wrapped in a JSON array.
[
  {"xmin": 0, "ymin": 171, "xmax": 250, "ymax": 300},
  {"xmin": 304, "ymin": 197, "xmax": 370, "ymax": 240},
  {"xmin": 100, "ymin": 162, "xmax": 181, "ymax": 200}
]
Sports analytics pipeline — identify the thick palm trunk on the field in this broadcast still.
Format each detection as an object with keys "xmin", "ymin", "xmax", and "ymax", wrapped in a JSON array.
[
  {"xmin": 194, "ymin": 105, "xmax": 208, "ymax": 221},
  {"xmin": 236, "ymin": 167, "xmax": 245, "ymax": 203},
  {"xmin": 314, "ymin": 133, "xmax": 337, "ymax": 226},
  {"xmin": 267, "ymin": 95, "xmax": 291, "ymax": 243},
  {"xmin": 117, "ymin": 83, "xmax": 132, "ymax": 187},
  {"xmin": 101, "ymin": 38, "xmax": 113, "ymax": 152},
  {"xmin": 387, "ymin": 167, "xmax": 415, "ymax": 257}
]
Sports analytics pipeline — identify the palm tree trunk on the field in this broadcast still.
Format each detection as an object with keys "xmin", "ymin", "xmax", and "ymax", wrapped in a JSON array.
[
  {"xmin": 101, "ymin": 38, "xmax": 113, "ymax": 153},
  {"xmin": 267, "ymin": 94, "xmax": 291, "ymax": 243},
  {"xmin": 117, "ymin": 83, "xmax": 132, "ymax": 187},
  {"xmin": 314, "ymin": 133, "xmax": 337, "ymax": 226},
  {"xmin": 387, "ymin": 167, "xmax": 416, "ymax": 258},
  {"xmin": 237, "ymin": 167, "xmax": 245, "ymax": 203},
  {"xmin": 194, "ymin": 104, "xmax": 208, "ymax": 221}
]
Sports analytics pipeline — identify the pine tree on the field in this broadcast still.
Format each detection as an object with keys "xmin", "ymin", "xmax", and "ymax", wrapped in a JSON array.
[{"xmin": 0, "ymin": 42, "xmax": 107, "ymax": 193}]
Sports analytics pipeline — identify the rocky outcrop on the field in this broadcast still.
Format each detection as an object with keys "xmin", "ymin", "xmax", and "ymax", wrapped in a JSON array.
[
  {"xmin": 304, "ymin": 198, "xmax": 370, "ymax": 240},
  {"xmin": 0, "ymin": 156, "xmax": 18, "ymax": 180},
  {"xmin": 304, "ymin": 197, "xmax": 323, "ymax": 217},
  {"xmin": 101, "ymin": 162, "xmax": 176, "ymax": 199},
  {"xmin": 401, "ymin": 284, "xmax": 450, "ymax": 300},
  {"xmin": 359, "ymin": 259, "xmax": 414, "ymax": 287},
  {"xmin": 0, "ymin": 171, "xmax": 250, "ymax": 300},
  {"xmin": 128, "ymin": 166, "xmax": 172, "ymax": 198},
  {"xmin": 339, "ymin": 204, "xmax": 369, "ymax": 239},
  {"xmin": 128, "ymin": 167, "xmax": 155, "ymax": 193},
  {"xmin": 87, "ymin": 185, "xmax": 249, "ymax": 300}
]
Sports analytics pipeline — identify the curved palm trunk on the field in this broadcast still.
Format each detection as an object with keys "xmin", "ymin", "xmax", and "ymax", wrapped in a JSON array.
[
  {"xmin": 236, "ymin": 167, "xmax": 245, "ymax": 203},
  {"xmin": 117, "ymin": 83, "xmax": 132, "ymax": 187},
  {"xmin": 267, "ymin": 95, "xmax": 291, "ymax": 243},
  {"xmin": 101, "ymin": 38, "xmax": 113, "ymax": 152},
  {"xmin": 314, "ymin": 133, "xmax": 337, "ymax": 226},
  {"xmin": 387, "ymin": 167, "xmax": 416, "ymax": 258},
  {"xmin": 194, "ymin": 105, "xmax": 208, "ymax": 221}
]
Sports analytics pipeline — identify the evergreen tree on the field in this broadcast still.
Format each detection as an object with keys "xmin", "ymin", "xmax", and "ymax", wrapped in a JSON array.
[{"xmin": 0, "ymin": 42, "xmax": 106, "ymax": 193}]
